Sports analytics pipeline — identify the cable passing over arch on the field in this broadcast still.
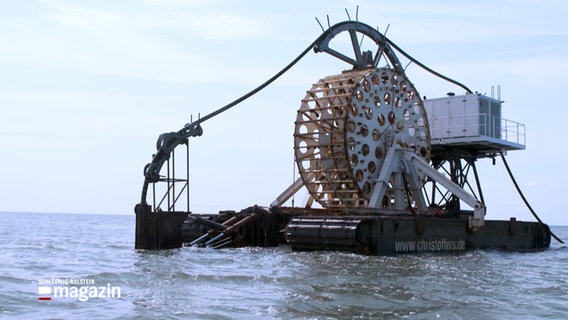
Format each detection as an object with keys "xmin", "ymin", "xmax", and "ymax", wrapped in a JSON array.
[
  {"xmin": 135, "ymin": 17, "xmax": 556, "ymax": 252},
  {"xmin": 139, "ymin": 20, "xmax": 475, "ymax": 206}
]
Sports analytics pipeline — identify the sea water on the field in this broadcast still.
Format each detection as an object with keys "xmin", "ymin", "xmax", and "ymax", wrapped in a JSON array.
[{"xmin": 1, "ymin": 212, "xmax": 566, "ymax": 319}]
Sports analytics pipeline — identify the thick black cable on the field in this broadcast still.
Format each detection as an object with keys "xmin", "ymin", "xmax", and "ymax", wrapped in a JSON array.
[
  {"xmin": 500, "ymin": 153, "xmax": 564, "ymax": 243},
  {"xmin": 142, "ymin": 34, "xmax": 324, "ymax": 204},
  {"xmin": 188, "ymin": 36, "xmax": 323, "ymax": 128},
  {"xmin": 385, "ymin": 38, "xmax": 473, "ymax": 94},
  {"xmin": 141, "ymin": 21, "xmax": 477, "ymax": 207}
]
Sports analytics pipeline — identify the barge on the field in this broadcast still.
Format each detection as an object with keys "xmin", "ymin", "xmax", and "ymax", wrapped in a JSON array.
[{"xmin": 134, "ymin": 19, "xmax": 557, "ymax": 254}]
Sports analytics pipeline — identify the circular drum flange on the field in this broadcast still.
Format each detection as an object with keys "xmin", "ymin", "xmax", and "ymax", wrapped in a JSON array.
[
  {"xmin": 293, "ymin": 68, "xmax": 430, "ymax": 210},
  {"xmin": 346, "ymin": 68, "xmax": 430, "ymax": 198}
]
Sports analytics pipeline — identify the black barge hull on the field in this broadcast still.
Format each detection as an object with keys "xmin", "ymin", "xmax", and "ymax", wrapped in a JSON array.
[
  {"xmin": 285, "ymin": 216, "xmax": 551, "ymax": 254},
  {"xmin": 180, "ymin": 207, "xmax": 551, "ymax": 254}
]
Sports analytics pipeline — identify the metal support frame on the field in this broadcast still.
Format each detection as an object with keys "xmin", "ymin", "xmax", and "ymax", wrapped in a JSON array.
[
  {"xmin": 150, "ymin": 140, "xmax": 191, "ymax": 213},
  {"xmin": 368, "ymin": 145, "xmax": 428, "ymax": 211},
  {"xmin": 366, "ymin": 143, "xmax": 485, "ymax": 231},
  {"xmin": 360, "ymin": 143, "xmax": 485, "ymax": 229},
  {"xmin": 426, "ymin": 151, "xmax": 485, "ymax": 214},
  {"xmin": 407, "ymin": 151, "xmax": 485, "ymax": 229}
]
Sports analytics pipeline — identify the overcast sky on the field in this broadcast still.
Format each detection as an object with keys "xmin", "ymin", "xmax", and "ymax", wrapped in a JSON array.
[{"xmin": 1, "ymin": 0, "xmax": 567, "ymax": 226}]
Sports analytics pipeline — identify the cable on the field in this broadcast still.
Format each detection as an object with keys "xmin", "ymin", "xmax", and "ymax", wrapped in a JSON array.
[
  {"xmin": 191, "ymin": 38, "xmax": 320, "ymax": 126},
  {"xmin": 142, "ymin": 32, "xmax": 326, "ymax": 204},
  {"xmin": 500, "ymin": 153, "xmax": 564, "ymax": 244},
  {"xmin": 385, "ymin": 38, "xmax": 473, "ymax": 94},
  {"xmin": 185, "ymin": 21, "xmax": 472, "ymax": 132}
]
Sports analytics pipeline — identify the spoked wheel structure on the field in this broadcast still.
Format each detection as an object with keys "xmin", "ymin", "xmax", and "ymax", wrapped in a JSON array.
[
  {"xmin": 294, "ymin": 67, "xmax": 430, "ymax": 210},
  {"xmin": 314, "ymin": 21, "xmax": 404, "ymax": 72}
]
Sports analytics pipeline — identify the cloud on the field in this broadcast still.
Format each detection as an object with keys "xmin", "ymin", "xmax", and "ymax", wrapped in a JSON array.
[
  {"xmin": 45, "ymin": 0, "xmax": 267, "ymax": 40},
  {"xmin": 0, "ymin": 0, "xmax": 268, "ymax": 82}
]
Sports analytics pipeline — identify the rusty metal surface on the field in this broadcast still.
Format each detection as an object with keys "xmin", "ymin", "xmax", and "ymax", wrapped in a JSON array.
[
  {"xmin": 135, "ymin": 204, "xmax": 188, "ymax": 250},
  {"xmin": 293, "ymin": 68, "xmax": 430, "ymax": 210}
]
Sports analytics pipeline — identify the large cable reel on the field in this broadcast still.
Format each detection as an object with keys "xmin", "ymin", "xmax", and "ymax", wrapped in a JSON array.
[{"xmin": 294, "ymin": 67, "xmax": 431, "ymax": 210}]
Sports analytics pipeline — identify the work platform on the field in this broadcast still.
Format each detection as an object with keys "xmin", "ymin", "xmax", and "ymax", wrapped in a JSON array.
[{"xmin": 425, "ymin": 93, "xmax": 526, "ymax": 155}]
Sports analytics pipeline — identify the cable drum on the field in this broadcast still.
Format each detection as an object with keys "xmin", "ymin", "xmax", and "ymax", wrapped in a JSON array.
[{"xmin": 294, "ymin": 68, "xmax": 430, "ymax": 209}]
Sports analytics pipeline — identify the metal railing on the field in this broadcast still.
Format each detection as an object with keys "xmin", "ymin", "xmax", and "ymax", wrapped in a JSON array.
[
  {"xmin": 150, "ymin": 141, "xmax": 191, "ymax": 213},
  {"xmin": 501, "ymin": 117, "xmax": 526, "ymax": 146},
  {"xmin": 428, "ymin": 113, "xmax": 525, "ymax": 147}
]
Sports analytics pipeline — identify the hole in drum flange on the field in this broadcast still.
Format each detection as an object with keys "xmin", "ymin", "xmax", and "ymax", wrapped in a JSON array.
[
  {"xmin": 298, "ymin": 140, "xmax": 308, "ymax": 153},
  {"xmin": 363, "ymin": 106, "xmax": 372, "ymax": 120},
  {"xmin": 374, "ymin": 95, "xmax": 381, "ymax": 108},
  {"xmin": 356, "ymin": 90, "xmax": 364, "ymax": 102},
  {"xmin": 363, "ymin": 182, "xmax": 371, "ymax": 194},
  {"xmin": 347, "ymin": 119, "xmax": 356, "ymax": 132},
  {"xmin": 381, "ymin": 72, "xmax": 389, "ymax": 84},
  {"xmin": 395, "ymin": 97, "xmax": 401, "ymax": 108},
  {"xmin": 350, "ymin": 104, "xmax": 358, "ymax": 117},
  {"xmin": 375, "ymin": 147, "xmax": 383, "ymax": 159},
  {"xmin": 301, "ymin": 112, "xmax": 312, "ymax": 122},
  {"xmin": 333, "ymin": 119, "xmax": 343, "ymax": 129},
  {"xmin": 368, "ymin": 161, "xmax": 376, "ymax": 174},
  {"xmin": 360, "ymin": 125, "xmax": 369, "ymax": 137},
  {"xmin": 351, "ymin": 153, "xmax": 359, "ymax": 167},
  {"xmin": 362, "ymin": 144, "xmax": 370, "ymax": 156},
  {"xmin": 397, "ymin": 121, "xmax": 404, "ymax": 131},
  {"xmin": 384, "ymin": 92, "xmax": 391, "ymax": 104},
  {"xmin": 378, "ymin": 113, "xmax": 385, "ymax": 126},
  {"xmin": 363, "ymin": 80, "xmax": 371, "ymax": 92},
  {"xmin": 356, "ymin": 170, "xmax": 364, "ymax": 182},
  {"xmin": 417, "ymin": 117, "xmax": 424, "ymax": 127},
  {"xmin": 388, "ymin": 111, "xmax": 395, "ymax": 124},
  {"xmin": 372, "ymin": 128, "xmax": 381, "ymax": 141},
  {"xmin": 408, "ymin": 126, "xmax": 415, "ymax": 137},
  {"xmin": 372, "ymin": 74, "xmax": 379, "ymax": 86},
  {"xmin": 400, "ymin": 81, "xmax": 407, "ymax": 93},
  {"xmin": 403, "ymin": 109, "xmax": 410, "ymax": 121}
]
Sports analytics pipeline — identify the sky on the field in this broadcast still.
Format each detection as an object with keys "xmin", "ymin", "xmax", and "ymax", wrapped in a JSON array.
[{"xmin": 0, "ymin": 0, "xmax": 567, "ymax": 226}]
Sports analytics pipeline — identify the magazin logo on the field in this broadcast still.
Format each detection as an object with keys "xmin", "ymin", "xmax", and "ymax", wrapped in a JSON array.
[{"xmin": 38, "ymin": 278, "xmax": 121, "ymax": 302}]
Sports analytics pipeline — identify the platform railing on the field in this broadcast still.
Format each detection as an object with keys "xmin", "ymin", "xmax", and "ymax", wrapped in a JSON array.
[
  {"xmin": 428, "ymin": 113, "xmax": 526, "ymax": 147},
  {"xmin": 501, "ymin": 117, "xmax": 526, "ymax": 146}
]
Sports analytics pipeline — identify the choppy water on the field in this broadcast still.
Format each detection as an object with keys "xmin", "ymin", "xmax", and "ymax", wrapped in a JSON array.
[{"xmin": 0, "ymin": 212, "xmax": 566, "ymax": 319}]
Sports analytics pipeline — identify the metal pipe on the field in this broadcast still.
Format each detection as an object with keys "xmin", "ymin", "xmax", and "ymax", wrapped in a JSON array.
[
  {"xmin": 166, "ymin": 157, "xmax": 170, "ymax": 211},
  {"xmin": 190, "ymin": 216, "xmax": 239, "ymax": 246},
  {"xmin": 187, "ymin": 215, "xmax": 227, "ymax": 231},
  {"xmin": 189, "ymin": 233, "xmax": 210, "ymax": 246},
  {"xmin": 210, "ymin": 238, "xmax": 233, "ymax": 249},
  {"xmin": 186, "ymin": 140, "xmax": 190, "ymax": 213},
  {"xmin": 205, "ymin": 233, "xmax": 227, "ymax": 246},
  {"xmin": 471, "ymin": 159, "xmax": 485, "ymax": 208},
  {"xmin": 152, "ymin": 182, "xmax": 156, "ymax": 211},
  {"xmin": 204, "ymin": 215, "xmax": 255, "ymax": 246},
  {"xmin": 172, "ymin": 147, "xmax": 175, "ymax": 211}
]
